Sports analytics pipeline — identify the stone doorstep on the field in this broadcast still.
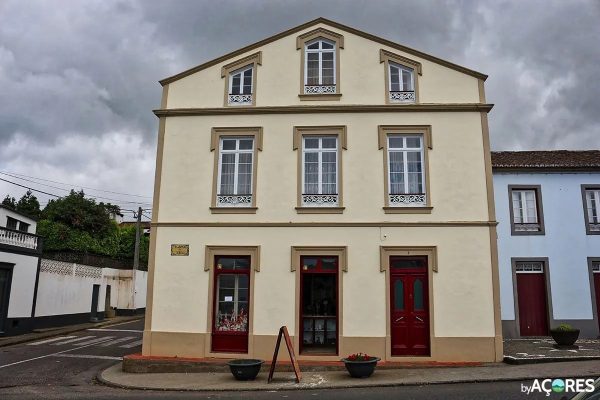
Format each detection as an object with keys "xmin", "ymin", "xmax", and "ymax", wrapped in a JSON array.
[{"xmin": 122, "ymin": 353, "xmax": 483, "ymax": 373}]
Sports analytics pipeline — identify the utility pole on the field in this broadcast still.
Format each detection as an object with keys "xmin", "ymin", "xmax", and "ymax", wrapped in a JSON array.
[{"xmin": 131, "ymin": 206, "xmax": 142, "ymax": 313}]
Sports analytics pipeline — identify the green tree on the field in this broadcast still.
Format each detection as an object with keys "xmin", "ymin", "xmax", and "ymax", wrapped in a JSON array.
[
  {"xmin": 15, "ymin": 190, "xmax": 41, "ymax": 219},
  {"xmin": 2, "ymin": 195, "xmax": 16, "ymax": 208},
  {"xmin": 41, "ymin": 190, "xmax": 118, "ymax": 236}
]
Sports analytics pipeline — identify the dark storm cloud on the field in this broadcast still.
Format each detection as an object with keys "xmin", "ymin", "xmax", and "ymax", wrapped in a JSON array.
[{"xmin": 1, "ymin": 0, "xmax": 599, "ymax": 205}]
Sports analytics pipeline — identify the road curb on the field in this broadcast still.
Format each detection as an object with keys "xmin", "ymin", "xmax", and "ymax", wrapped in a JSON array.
[
  {"xmin": 504, "ymin": 355, "xmax": 600, "ymax": 365},
  {"xmin": 96, "ymin": 362, "xmax": 599, "ymax": 392},
  {"xmin": 0, "ymin": 317, "xmax": 144, "ymax": 348}
]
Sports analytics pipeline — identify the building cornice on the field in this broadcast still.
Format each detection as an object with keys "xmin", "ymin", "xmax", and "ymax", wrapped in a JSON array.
[
  {"xmin": 154, "ymin": 103, "xmax": 494, "ymax": 117},
  {"xmin": 151, "ymin": 221, "xmax": 498, "ymax": 228}
]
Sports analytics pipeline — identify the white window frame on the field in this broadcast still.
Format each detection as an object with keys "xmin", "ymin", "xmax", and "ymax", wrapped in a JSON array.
[
  {"xmin": 512, "ymin": 190, "xmax": 539, "ymax": 224},
  {"xmin": 388, "ymin": 62, "xmax": 414, "ymax": 92},
  {"xmin": 217, "ymin": 137, "xmax": 254, "ymax": 207},
  {"xmin": 228, "ymin": 65, "xmax": 253, "ymax": 106},
  {"xmin": 585, "ymin": 189, "xmax": 600, "ymax": 224},
  {"xmin": 387, "ymin": 135, "xmax": 425, "ymax": 206},
  {"xmin": 515, "ymin": 261, "xmax": 544, "ymax": 273},
  {"xmin": 304, "ymin": 39, "xmax": 336, "ymax": 86},
  {"xmin": 301, "ymin": 136, "xmax": 338, "ymax": 207}
]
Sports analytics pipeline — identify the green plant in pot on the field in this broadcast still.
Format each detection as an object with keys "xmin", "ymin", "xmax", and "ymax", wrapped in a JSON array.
[
  {"xmin": 550, "ymin": 323, "xmax": 580, "ymax": 346},
  {"xmin": 341, "ymin": 353, "xmax": 381, "ymax": 378}
]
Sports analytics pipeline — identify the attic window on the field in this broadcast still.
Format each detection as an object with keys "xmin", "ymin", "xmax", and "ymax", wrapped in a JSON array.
[
  {"xmin": 388, "ymin": 62, "xmax": 415, "ymax": 103},
  {"xmin": 296, "ymin": 28, "xmax": 344, "ymax": 100},
  {"xmin": 228, "ymin": 65, "xmax": 253, "ymax": 105},
  {"xmin": 220, "ymin": 52, "xmax": 262, "ymax": 107}
]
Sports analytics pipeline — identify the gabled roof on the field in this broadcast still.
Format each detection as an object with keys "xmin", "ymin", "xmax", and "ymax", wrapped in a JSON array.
[
  {"xmin": 160, "ymin": 17, "xmax": 487, "ymax": 86},
  {"xmin": 491, "ymin": 150, "xmax": 600, "ymax": 171},
  {"xmin": 0, "ymin": 204, "xmax": 38, "ymax": 222}
]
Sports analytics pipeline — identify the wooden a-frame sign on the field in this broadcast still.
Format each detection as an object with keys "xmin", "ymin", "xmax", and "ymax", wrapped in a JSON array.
[{"xmin": 267, "ymin": 326, "xmax": 302, "ymax": 383}]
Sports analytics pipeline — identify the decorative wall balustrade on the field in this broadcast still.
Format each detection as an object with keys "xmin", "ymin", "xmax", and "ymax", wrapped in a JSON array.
[
  {"xmin": 304, "ymin": 85, "xmax": 336, "ymax": 94},
  {"xmin": 216, "ymin": 194, "xmax": 253, "ymax": 207},
  {"xmin": 388, "ymin": 193, "xmax": 426, "ymax": 206},
  {"xmin": 514, "ymin": 223, "xmax": 542, "ymax": 232},
  {"xmin": 228, "ymin": 94, "xmax": 252, "ymax": 105},
  {"xmin": 302, "ymin": 194, "xmax": 339, "ymax": 207},
  {"xmin": 40, "ymin": 258, "xmax": 102, "ymax": 279},
  {"xmin": 389, "ymin": 91, "xmax": 415, "ymax": 102},
  {"xmin": 0, "ymin": 226, "xmax": 41, "ymax": 252}
]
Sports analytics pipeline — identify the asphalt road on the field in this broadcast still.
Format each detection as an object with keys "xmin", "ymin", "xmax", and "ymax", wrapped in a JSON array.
[{"xmin": 0, "ymin": 319, "xmax": 577, "ymax": 399}]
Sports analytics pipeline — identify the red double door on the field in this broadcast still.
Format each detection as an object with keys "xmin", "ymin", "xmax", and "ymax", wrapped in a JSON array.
[{"xmin": 389, "ymin": 257, "xmax": 430, "ymax": 356}]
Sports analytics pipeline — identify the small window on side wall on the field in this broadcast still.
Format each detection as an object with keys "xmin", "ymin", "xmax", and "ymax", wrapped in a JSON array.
[
  {"xmin": 228, "ymin": 65, "xmax": 253, "ymax": 106},
  {"xmin": 380, "ymin": 49, "xmax": 422, "ymax": 104},
  {"xmin": 582, "ymin": 185, "xmax": 600, "ymax": 234},
  {"xmin": 509, "ymin": 186, "xmax": 545, "ymax": 235},
  {"xmin": 389, "ymin": 62, "xmax": 415, "ymax": 103}
]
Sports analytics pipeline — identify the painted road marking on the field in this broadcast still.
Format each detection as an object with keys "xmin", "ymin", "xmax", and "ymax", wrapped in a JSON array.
[
  {"xmin": 87, "ymin": 329, "xmax": 142, "ymax": 333},
  {"xmin": 52, "ymin": 336, "xmax": 96, "ymax": 345},
  {"xmin": 0, "ymin": 340, "xmax": 122, "ymax": 369},
  {"xmin": 51, "ymin": 354, "xmax": 122, "ymax": 361},
  {"xmin": 119, "ymin": 339, "xmax": 143, "ymax": 348},
  {"xmin": 73, "ymin": 336, "xmax": 115, "ymax": 346},
  {"xmin": 98, "ymin": 336, "xmax": 137, "ymax": 347},
  {"xmin": 27, "ymin": 336, "xmax": 76, "ymax": 346}
]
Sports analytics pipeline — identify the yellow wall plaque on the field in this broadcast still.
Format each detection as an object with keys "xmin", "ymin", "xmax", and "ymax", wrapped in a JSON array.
[{"xmin": 171, "ymin": 244, "xmax": 189, "ymax": 256}]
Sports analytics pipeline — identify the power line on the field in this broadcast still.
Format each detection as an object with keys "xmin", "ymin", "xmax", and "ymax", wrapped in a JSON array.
[
  {"xmin": 0, "ymin": 177, "xmax": 149, "ymax": 212},
  {"xmin": 0, "ymin": 172, "xmax": 152, "ymax": 206},
  {"xmin": 0, "ymin": 170, "xmax": 152, "ymax": 199}
]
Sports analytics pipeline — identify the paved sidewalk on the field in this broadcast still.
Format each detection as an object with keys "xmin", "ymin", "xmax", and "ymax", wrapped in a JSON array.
[
  {"xmin": 99, "ymin": 360, "xmax": 600, "ymax": 391},
  {"xmin": 504, "ymin": 338, "xmax": 600, "ymax": 364},
  {"xmin": 0, "ymin": 315, "xmax": 144, "ymax": 348}
]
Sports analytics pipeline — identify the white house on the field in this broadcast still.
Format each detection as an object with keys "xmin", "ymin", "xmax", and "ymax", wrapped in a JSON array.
[
  {"xmin": 1, "ymin": 204, "xmax": 148, "ymax": 336},
  {"xmin": 493, "ymin": 151, "xmax": 600, "ymax": 338},
  {"xmin": 0, "ymin": 205, "xmax": 41, "ymax": 335}
]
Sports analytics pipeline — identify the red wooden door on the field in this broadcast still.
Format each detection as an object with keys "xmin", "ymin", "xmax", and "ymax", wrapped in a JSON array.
[
  {"xmin": 516, "ymin": 270, "xmax": 549, "ymax": 336},
  {"xmin": 211, "ymin": 256, "xmax": 250, "ymax": 353},
  {"xmin": 594, "ymin": 270, "xmax": 600, "ymax": 332},
  {"xmin": 390, "ymin": 257, "xmax": 430, "ymax": 356}
]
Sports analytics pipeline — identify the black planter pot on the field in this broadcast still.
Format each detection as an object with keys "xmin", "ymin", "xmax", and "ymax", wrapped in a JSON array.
[
  {"xmin": 341, "ymin": 357, "xmax": 381, "ymax": 378},
  {"xmin": 227, "ymin": 359, "xmax": 264, "ymax": 381},
  {"xmin": 550, "ymin": 329, "xmax": 580, "ymax": 346}
]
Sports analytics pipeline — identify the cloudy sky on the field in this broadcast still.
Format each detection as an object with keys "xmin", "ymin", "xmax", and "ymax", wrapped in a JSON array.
[{"xmin": 1, "ymin": 0, "xmax": 599, "ymax": 215}]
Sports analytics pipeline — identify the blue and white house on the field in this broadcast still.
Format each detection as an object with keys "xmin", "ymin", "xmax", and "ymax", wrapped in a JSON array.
[{"xmin": 493, "ymin": 151, "xmax": 600, "ymax": 338}]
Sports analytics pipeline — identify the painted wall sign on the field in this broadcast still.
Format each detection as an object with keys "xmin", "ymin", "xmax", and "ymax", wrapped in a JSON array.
[{"xmin": 171, "ymin": 244, "xmax": 190, "ymax": 256}]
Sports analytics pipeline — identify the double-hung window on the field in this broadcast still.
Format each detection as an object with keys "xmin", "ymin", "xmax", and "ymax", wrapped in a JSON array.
[
  {"xmin": 509, "ymin": 186, "xmax": 545, "ymax": 234},
  {"xmin": 302, "ymin": 136, "xmax": 338, "ymax": 207},
  {"xmin": 389, "ymin": 62, "xmax": 415, "ymax": 103},
  {"xmin": 304, "ymin": 39, "xmax": 336, "ymax": 94},
  {"xmin": 217, "ymin": 137, "xmax": 254, "ymax": 207},
  {"xmin": 583, "ymin": 186, "xmax": 600, "ymax": 234},
  {"xmin": 228, "ymin": 65, "xmax": 253, "ymax": 106},
  {"xmin": 387, "ymin": 135, "xmax": 426, "ymax": 207}
]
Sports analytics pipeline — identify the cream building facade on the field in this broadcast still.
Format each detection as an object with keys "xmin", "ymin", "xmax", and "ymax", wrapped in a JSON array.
[{"xmin": 143, "ymin": 18, "xmax": 502, "ymax": 362}]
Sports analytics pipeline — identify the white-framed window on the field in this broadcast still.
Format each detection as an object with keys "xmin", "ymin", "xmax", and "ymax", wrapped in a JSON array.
[
  {"xmin": 387, "ymin": 135, "xmax": 425, "ymax": 206},
  {"xmin": 302, "ymin": 136, "xmax": 338, "ymax": 206},
  {"xmin": 304, "ymin": 39, "xmax": 336, "ymax": 94},
  {"xmin": 512, "ymin": 190, "xmax": 539, "ymax": 224},
  {"xmin": 585, "ymin": 188, "xmax": 600, "ymax": 228},
  {"xmin": 388, "ymin": 62, "xmax": 415, "ymax": 103},
  {"xmin": 217, "ymin": 137, "xmax": 254, "ymax": 207},
  {"xmin": 228, "ymin": 65, "xmax": 253, "ymax": 105},
  {"xmin": 515, "ymin": 261, "xmax": 544, "ymax": 273}
]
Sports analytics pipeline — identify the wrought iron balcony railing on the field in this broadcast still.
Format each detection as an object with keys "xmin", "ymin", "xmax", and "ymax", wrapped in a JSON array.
[
  {"xmin": 304, "ymin": 84, "xmax": 337, "ymax": 95},
  {"xmin": 389, "ymin": 91, "xmax": 415, "ymax": 103},
  {"xmin": 228, "ymin": 94, "xmax": 252, "ymax": 105},
  {"xmin": 0, "ymin": 226, "xmax": 42, "ymax": 253},
  {"xmin": 388, "ymin": 193, "xmax": 426, "ymax": 206},
  {"xmin": 216, "ymin": 194, "xmax": 253, "ymax": 207},
  {"xmin": 302, "ymin": 193, "xmax": 339, "ymax": 207}
]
